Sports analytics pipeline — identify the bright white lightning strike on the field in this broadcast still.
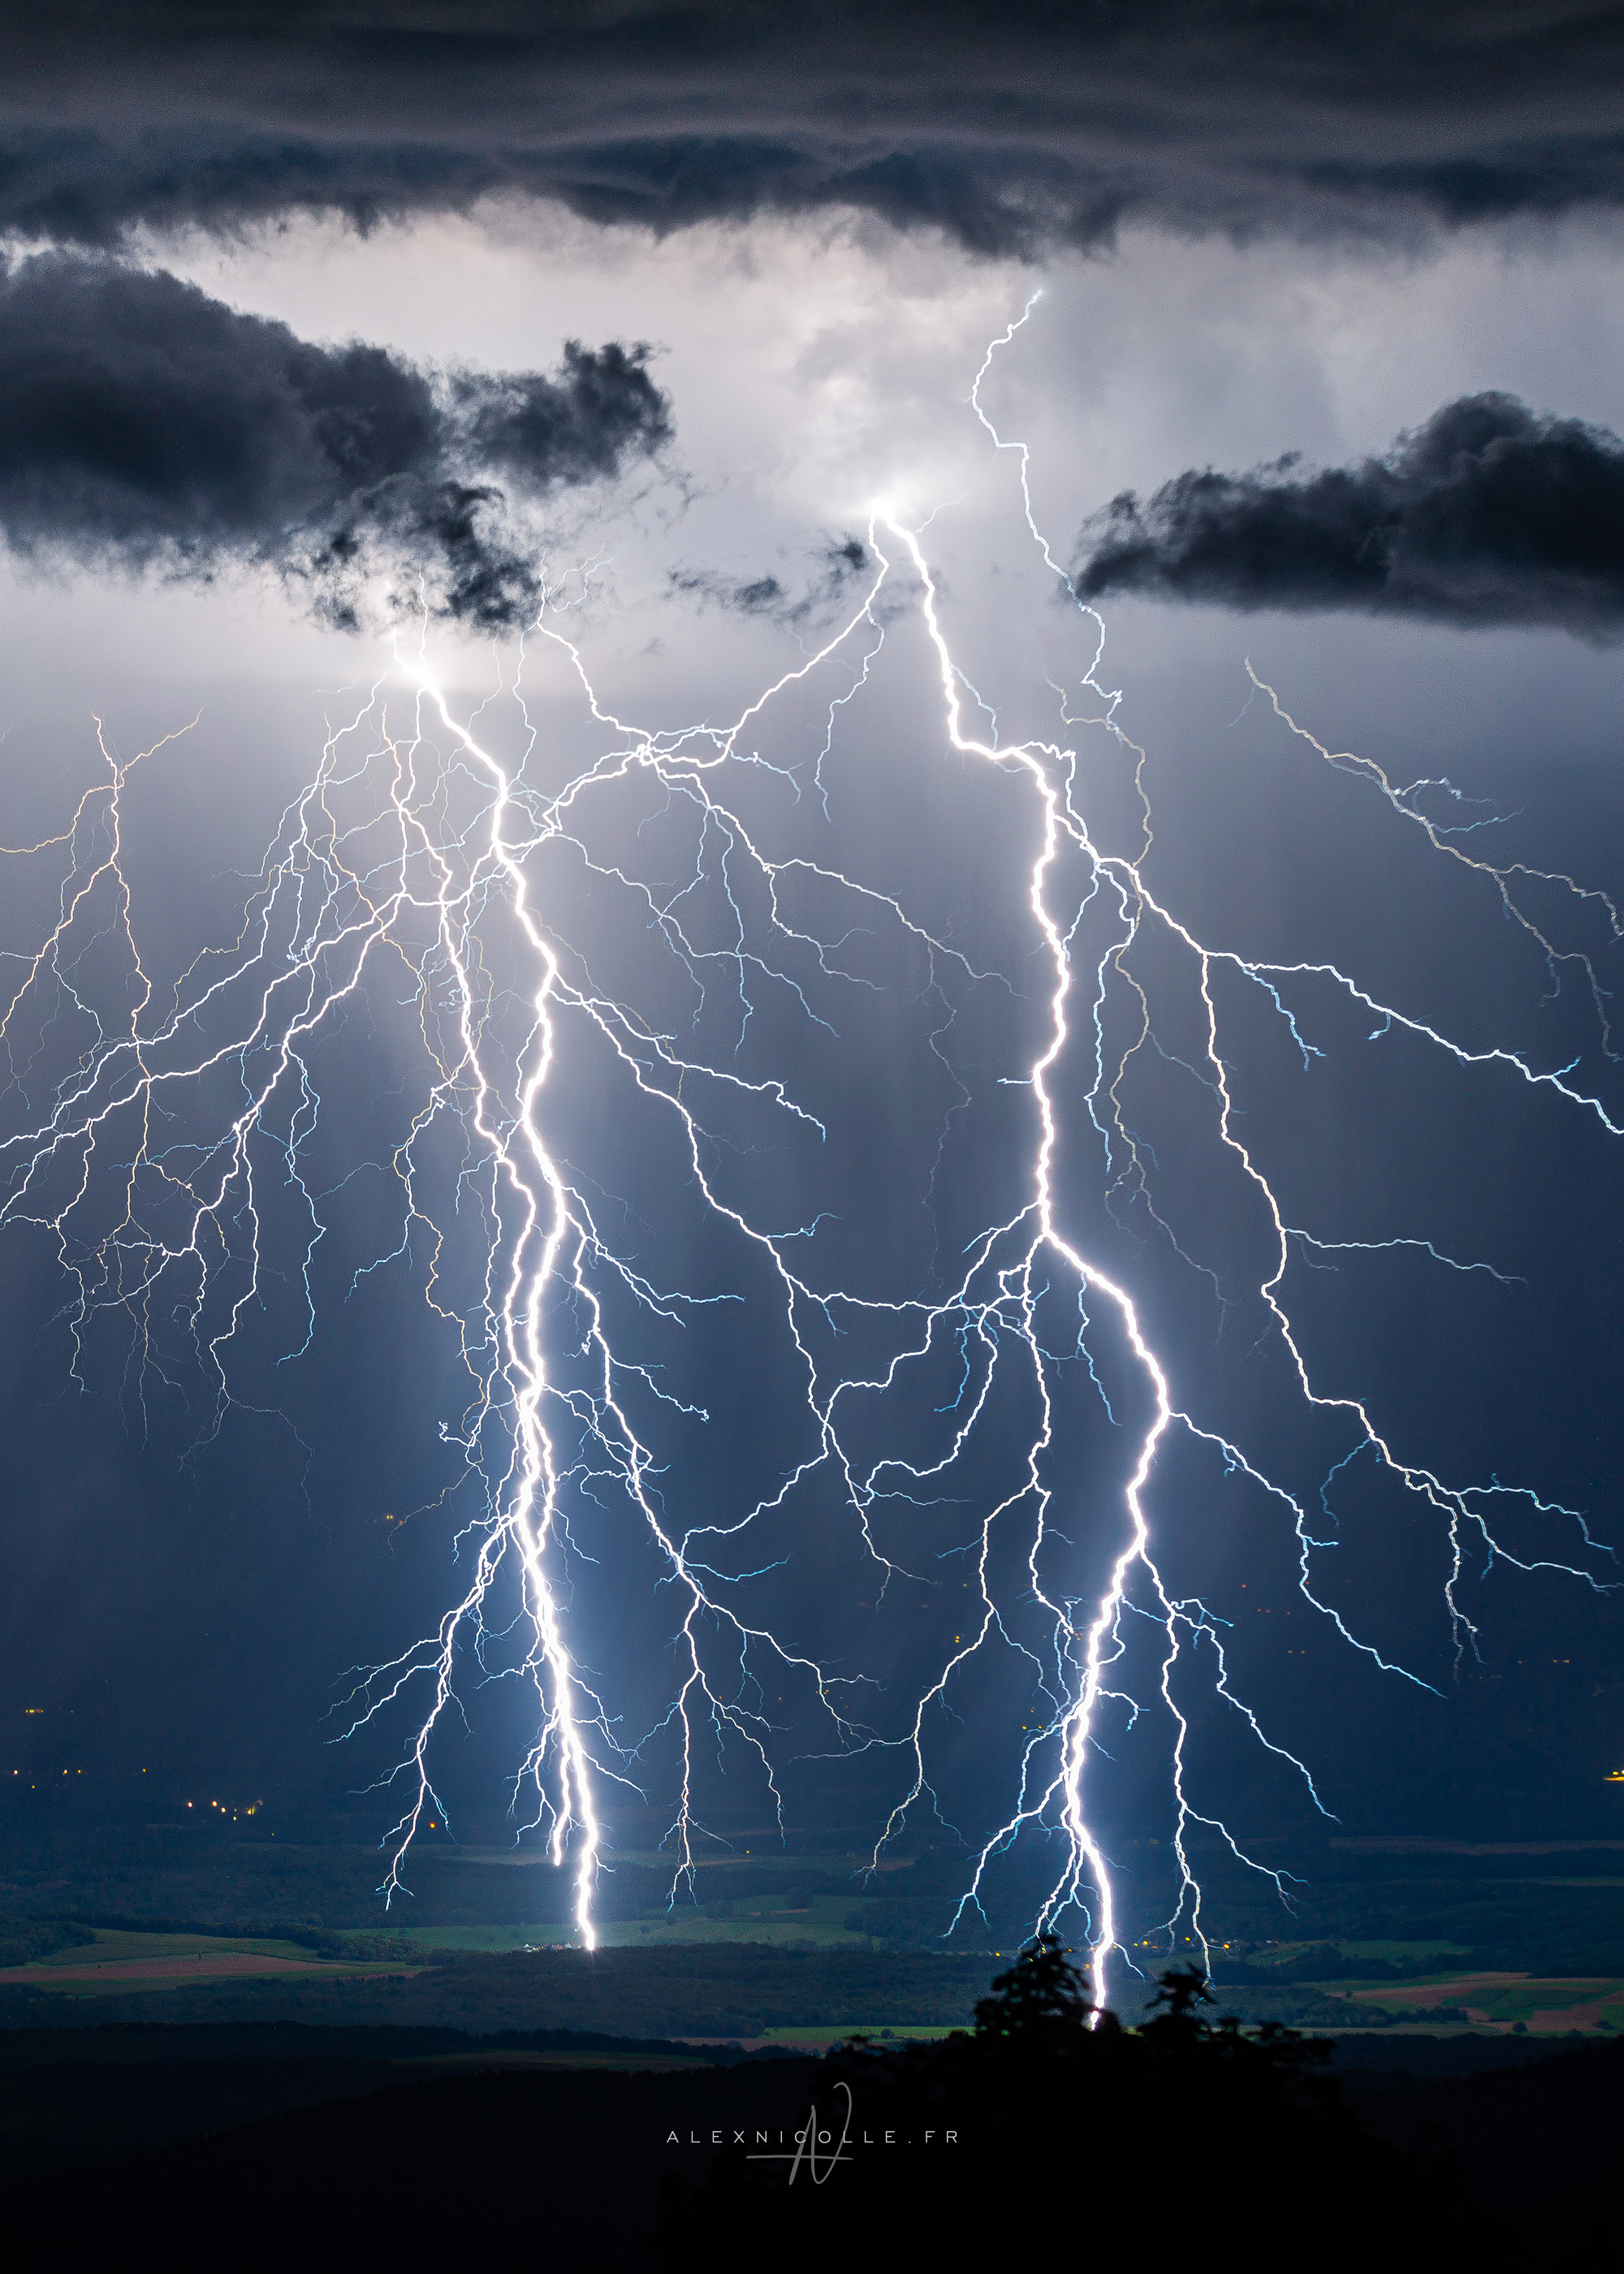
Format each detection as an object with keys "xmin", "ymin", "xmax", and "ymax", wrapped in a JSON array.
[{"xmin": 0, "ymin": 305, "xmax": 1615, "ymax": 1995}]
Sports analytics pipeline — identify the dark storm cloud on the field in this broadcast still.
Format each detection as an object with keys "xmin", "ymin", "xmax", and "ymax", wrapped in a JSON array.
[
  {"xmin": 2, "ymin": 4, "xmax": 1624, "ymax": 255},
  {"xmin": 670, "ymin": 539, "xmax": 870, "ymax": 626},
  {"xmin": 670, "ymin": 568, "xmax": 788, "ymax": 616},
  {"xmin": 0, "ymin": 252, "xmax": 670, "ymax": 627},
  {"xmin": 1073, "ymin": 394, "xmax": 1624, "ymax": 638}
]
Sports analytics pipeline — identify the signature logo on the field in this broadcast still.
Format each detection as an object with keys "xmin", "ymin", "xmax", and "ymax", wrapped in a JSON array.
[{"xmin": 747, "ymin": 2080, "xmax": 855, "ymax": 2185}]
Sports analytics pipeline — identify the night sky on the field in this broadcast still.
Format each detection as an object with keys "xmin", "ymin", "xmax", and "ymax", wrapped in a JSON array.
[{"xmin": 1, "ymin": 4, "xmax": 1622, "ymax": 1954}]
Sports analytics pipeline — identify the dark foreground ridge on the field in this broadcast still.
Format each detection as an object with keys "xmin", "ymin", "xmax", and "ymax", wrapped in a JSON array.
[
  {"xmin": 4, "ymin": 1942, "xmax": 1618, "ymax": 2271},
  {"xmin": 662, "ymin": 1943, "xmax": 1557, "ymax": 2272}
]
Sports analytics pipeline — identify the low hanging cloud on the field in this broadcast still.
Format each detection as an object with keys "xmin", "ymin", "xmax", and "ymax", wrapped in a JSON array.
[
  {"xmin": 1, "ymin": 5, "xmax": 1623, "ymax": 257},
  {"xmin": 1073, "ymin": 395, "xmax": 1624, "ymax": 638},
  {"xmin": 668, "ymin": 538, "xmax": 870, "ymax": 627},
  {"xmin": 0, "ymin": 253, "xmax": 671, "ymax": 628}
]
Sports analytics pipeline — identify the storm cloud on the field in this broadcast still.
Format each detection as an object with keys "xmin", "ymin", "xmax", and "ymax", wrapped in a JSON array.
[
  {"xmin": 2, "ymin": 4, "xmax": 1624, "ymax": 256},
  {"xmin": 1073, "ymin": 394, "xmax": 1624, "ymax": 637},
  {"xmin": 0, "ymin": 252, "xmax": 671, "ymax": 626},
  {"xmin": 669, "ymin": 539, "xmax": 870, "ymax": 627}
]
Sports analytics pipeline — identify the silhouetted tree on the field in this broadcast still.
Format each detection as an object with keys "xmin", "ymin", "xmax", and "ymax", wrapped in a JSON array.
[
  {"xmin": 657, "ymin": 1935, "xmax": 1522, "ymax": 2272},
  {"xmin": 971, "ymin": 1931, "xmax": 1101, "ymax": 2042}
]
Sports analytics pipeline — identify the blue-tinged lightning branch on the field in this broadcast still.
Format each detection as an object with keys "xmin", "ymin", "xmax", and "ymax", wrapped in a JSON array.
[{"xmin": 1, "ymin": 302, "xmax": 1615, "ymax": 1991}]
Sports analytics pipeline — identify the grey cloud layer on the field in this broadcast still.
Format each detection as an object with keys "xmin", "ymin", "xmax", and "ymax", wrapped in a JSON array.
[
  {"xmin": 668, "ymin": 540, "xmax": 870, "ymax": 627},
  {"xmin": 1073, "ymin": 395, "xmax": 1624, "ymax": 637},
  {"xmin": 0, "ymin": 253, "xmax": 670, "ymax": 626},
  {"xmin": 2, "ymin": 3, "xmax": 1623, "ymax": 253}
]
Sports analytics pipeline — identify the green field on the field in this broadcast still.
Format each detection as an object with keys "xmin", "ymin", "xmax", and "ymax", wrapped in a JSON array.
[
  {"xmin": 1337, "ymin": 1940, "xmax": 1472, "ymax": 1963},
  {"xmin": 389, "ymin": 1915, "xmax": 867, "ymax": 1952},
  {"xmin": 2, "ymin": 1823, "xmax": 1623, "ymax": 2039},
  {"xmin": 17, "ymin": 1928, "xmax": 336, "ymax": 1967},
  {"xmin": 0, "ymin": 1924, "xmax": 422, "ymax": 1997}
]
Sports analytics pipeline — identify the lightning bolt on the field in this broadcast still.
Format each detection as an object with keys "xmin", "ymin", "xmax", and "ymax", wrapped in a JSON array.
[{"xmin": 1, "ymin": 302, "xmax": 1613, "ymax": 2002}]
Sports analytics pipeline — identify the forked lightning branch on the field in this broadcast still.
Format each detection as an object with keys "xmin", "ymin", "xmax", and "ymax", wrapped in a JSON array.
[{"xmin": 0, "ymin": 312, "xmax": 1613, "ymax": 1997}]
